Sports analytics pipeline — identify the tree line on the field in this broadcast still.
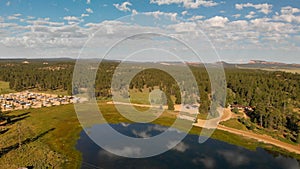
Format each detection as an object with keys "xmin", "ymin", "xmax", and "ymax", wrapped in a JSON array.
[{"xmin": 0, "ymin": 60, "xmax": 299, "ymax": 143}]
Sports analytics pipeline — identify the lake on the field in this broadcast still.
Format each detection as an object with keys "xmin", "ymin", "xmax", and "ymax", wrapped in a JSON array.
[{"xmin": 76, "ymin": 123, "xmax": 299, "ymax": 169}]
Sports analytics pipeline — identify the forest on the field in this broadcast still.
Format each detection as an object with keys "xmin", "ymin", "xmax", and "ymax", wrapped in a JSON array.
[{"xmin": 0, "ymin": 59, "xmax": 299, "ymax": 143}]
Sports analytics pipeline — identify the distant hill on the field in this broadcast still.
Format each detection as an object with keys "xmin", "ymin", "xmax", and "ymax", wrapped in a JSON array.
[
  {"xmin": 245, "ymin": 60, "xmax": 300, "ymax": 68},
  {"xmin": 0, "ymin": 58, "xmax": 299, "ymax": 70},
  {"xmin": 236, "ymin": 60, "xmax": 300, "ymax": 71},
  {"xmin": 221, "ymin": 60, "xmax": 300, "ymax": 74},
  {"xmin": 0, "ymin": 58, "xmax": 75, "ymax": 64}
]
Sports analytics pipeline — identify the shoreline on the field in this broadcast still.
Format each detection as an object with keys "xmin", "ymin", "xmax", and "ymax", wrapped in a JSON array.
[
  {"xmin": 1, "ymin": 101, "xmax": 299, "ymax": 168},
  {"xmin": 108, "ymin": 101, "xmax": 300, "ymax": 156}
]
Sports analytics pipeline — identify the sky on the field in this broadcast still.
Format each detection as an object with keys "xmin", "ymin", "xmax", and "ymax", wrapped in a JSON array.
[{"xmin": 0, "ymin": 0, "xmax": 300, "ymax": 63}]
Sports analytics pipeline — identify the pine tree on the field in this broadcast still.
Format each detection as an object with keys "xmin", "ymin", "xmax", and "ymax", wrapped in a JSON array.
[
  {"xmin": 166, "ymin": 93, "xmax": 174, "ymax": 110},
  {"xmin": 297, "ymin": 132, "xmax": 300, "ymax": 144}
]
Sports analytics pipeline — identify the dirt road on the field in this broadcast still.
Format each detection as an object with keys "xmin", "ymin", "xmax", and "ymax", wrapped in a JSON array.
[
  {"xmin": 107, "ymin": 101, "xmax": 300, "ymax": 154},
  {"xmin": 193, "ymin": 121, "xmax": 300, "ymax": 154},
  {"xmin": 218, "ymin": 125, "xmax": 300, "ymax": 154},
  {"xmin": 107, "ymin": 101, "xmax": 167, "ymax": 109},
  {"xmin": 194, "ymin": 108, "xmax": 300, "ymax": 154}
]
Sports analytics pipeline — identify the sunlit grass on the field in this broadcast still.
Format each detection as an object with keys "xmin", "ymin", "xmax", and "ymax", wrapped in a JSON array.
[
  {"xmin": 0, "ymin": 104, "xmax": 82, "ymax": 169},
  {"xmin": 1, "ymin": 101, "xmax": 299, "ymax": 169},
  {"xmin": 0, "ymin": 81, "xmax": 16, "ymax": 94},
  {"xmin": 220, "ymin": 118, "xmax": 248, "ymax": 131}
]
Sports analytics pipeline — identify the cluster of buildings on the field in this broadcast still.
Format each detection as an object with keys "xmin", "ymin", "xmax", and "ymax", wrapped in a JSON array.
[
  {"xmin": 230, "ymin": 104, "xmax": 253, "ymax": 111},
  {"xmin": 177, "ymin": 104, "xmax": 199, "ymax": 122},
  {"xmin": 0, "ymin": 91, "xmax": 81, "ymax": 111}
]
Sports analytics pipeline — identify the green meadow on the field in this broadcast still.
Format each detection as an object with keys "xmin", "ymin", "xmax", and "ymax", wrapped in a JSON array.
[
  {"xmin": 0, "ymin": 102, "xmax": 299, "ymax": 168},
  {"xmin": 0, "ymin": 81, "xmax": 16, "ymax": 94}
]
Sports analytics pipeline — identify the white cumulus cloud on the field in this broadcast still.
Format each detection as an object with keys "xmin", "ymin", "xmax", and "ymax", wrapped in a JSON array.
[
  {"xmin": 232, "ymin": 14, "xmax": 241, "ymax": 18},
  {"xmin": 235, "ymin": 3, "xmax": 272, "ymax": 14},
  {"xmin": 272, "ymin": 6, "xmax": 300, "ymax": 23},
  {"xmin": 144, "ymin": 11, "xmax": 178, "ymax": 21},
  {"xmin": 281, "ymin": 6, "xmax": 300, "ymax": 15},
  {"xmin": 81, "ymin": 14, "xmax": 89, "ymax": 17},
  {"xmin": 63, "ymin": 16, "xmax": 83, "ymax": 24},
  {"xmin": 132, "ymin": 9, "xmax": 138, "ymax": 15},
  {"xmin": 113, "ymin": 2, "xmax": 132, "ymax": 12},
  {"xmin": 63, "ymin": 16, "xmax": 81, "ymax": 21},
  {"xmin": 150, "ymin": 0, "xmax": 218, "ymax": 9},
  {"xmin": 245, "ymin": 11, "xmax": 256, "ymax": 19},
  {"xmin": 205, "ymin": 16, "xmax": 229, "ymax": 28},
  {"xmin": 86, "ymin": 8, "xmax": 93, "ymax": 14},
  {"xmin": 181, "ymin": 11, "xmax": 188, "ymax": 16},
  {"xmin": 188, "ymin": 15, "xmax": 205, "ymax": 21},
  {"xmin": 0, "ymin": 11, "xmax": 300, "ymax": 62},
  {"xmin": 273, "ymin": 14, "xmax": 300, "ymax": 23}
]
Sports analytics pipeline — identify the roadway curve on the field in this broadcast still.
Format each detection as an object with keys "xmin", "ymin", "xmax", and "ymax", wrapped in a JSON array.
[{"xmin": 107, "ymin": 101, "xmax": 300, "ymax": 154}]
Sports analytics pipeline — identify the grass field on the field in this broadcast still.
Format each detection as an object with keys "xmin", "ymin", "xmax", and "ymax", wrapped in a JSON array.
[
  {"xmin": 0, "ymin": 80, "xmax": 68, "ymax": 96},
  {"xmin": 0, "ymin": 102, "xmax": 299, "ymax": 168},
  {"xmin": 28, "ymin": 88, "xmax": 69, "ymax": 96},
  {"xmin": 0, "ymin": 81, "xmax": 16, "ymax": 94},
  {"xmin": 129, "ymin": 88, "xmax": 151, "ymax": 105},
  {"xmin": 0, "ymin": 104, "xmax": 82, "ymax": 169},
  {"xmin": 237, "ymin": 66, "xmax": 300, "ymax": 74},
  {"xmin": 220, "ymin": 118, "xmax": 299, "ymax": 146},
  {"xmin": 259, "ymin": 68, "xmax": 300, "ymax": 74},
  {"xmin": 220, "ymin": 118, "xmax": 248, "ymax": 131},
  {"xmin": 128, "ymin": 88, "xmax": 176, "ymax": 105}
]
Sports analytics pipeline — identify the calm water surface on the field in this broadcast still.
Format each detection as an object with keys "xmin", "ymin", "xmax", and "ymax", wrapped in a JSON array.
[{"xmin": 76, "ymin": 123, "xmax": 300, "ymax": 169}]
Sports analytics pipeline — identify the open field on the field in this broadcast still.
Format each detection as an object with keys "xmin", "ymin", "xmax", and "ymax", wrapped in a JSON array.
[
  {"xmin": 126, "ymin": 88, "xmax": 176, "ymax": 105},
  {"xmin": 0, "ymin": 81, "xmax": 16, "ymax": 94},
  {"xmin": 0, "ymin": 104, "xmax": 82, "ymax": 169},
  {"xmin": 28, "ymin": 89, "xmax": 69, "ymax": 96},
  {"xmin": 220, "ymin": 118, "xmax": 249, "ymax": 131},
  {"xmin": 261, "ymin": 68, "xmax": 300, "ymax": 74},
  {"xmin": 237, "ymin": 66, "xmax": 300, "ymax": 74},
  {"xmin": 129, "ymin": 88, "xmax": 151, "ymax": 105}
]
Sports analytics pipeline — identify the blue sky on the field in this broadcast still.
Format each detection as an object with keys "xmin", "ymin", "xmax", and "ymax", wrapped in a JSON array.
[{"xmin": 0, "ymin": 0, "xmax": 300, "ymax": 63}]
